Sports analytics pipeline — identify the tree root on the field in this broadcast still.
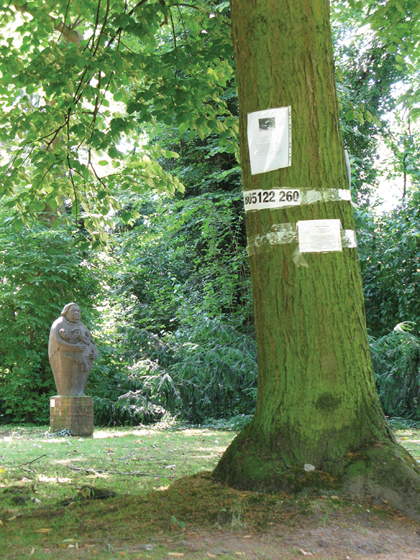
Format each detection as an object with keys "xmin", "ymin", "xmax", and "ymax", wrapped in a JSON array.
[
  {"xmin": 342, "ymin": 443, "xmax": 420, "ymax": 520},
  {"xmin": 213, "ymin": 436, "xmax": 420, "ymax": 520}
]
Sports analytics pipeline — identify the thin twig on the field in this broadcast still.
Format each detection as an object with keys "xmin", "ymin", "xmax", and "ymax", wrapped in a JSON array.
[
  {"xmin": 18, "ymin": 454, "xmax": 47, "ymax": 467},
  {"xmin": 117, "ymin": 451, "xmax": 135, "ymax": 461},
  {"xmin": 176, "ymin": 4, "xmax": 189, "ymax": 46},
  {"xmin": 67, "ymin": 465, "xmax": 177, "ymax": 477},
  {"xmin": 169, "ymin": 8, "xmax": 177, "ymax": 49}
]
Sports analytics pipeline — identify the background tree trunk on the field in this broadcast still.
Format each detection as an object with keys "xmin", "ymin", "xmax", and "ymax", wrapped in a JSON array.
[{"xmin": 213, "ymin": 0, "xmax": 420, "ymax": 519}]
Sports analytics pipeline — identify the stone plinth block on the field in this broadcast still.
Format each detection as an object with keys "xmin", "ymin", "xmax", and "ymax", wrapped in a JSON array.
[{"xmin": 50, "ymin": 395, "xmax": 94, "ymax": 437}]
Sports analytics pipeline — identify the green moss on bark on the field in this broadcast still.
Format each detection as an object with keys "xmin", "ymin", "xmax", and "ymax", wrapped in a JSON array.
[{"xmin": 214, "ymin": 430, "xmax": 420, "ymax": 517}]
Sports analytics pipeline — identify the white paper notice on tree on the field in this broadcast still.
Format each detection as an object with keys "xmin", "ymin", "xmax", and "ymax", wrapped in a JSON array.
[
  {"xmin": 247, "ymin": 107, "xmax": 292, "ymax": 175},
  {"xmin": 297, "ymin": 219, "xmax": 342, "ymax": 253}
]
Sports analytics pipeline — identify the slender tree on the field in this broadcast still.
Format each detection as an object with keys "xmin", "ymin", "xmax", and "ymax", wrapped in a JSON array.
[{"xmin": 213, "ymin": 0, "xmax": 420, "ymax": 519}]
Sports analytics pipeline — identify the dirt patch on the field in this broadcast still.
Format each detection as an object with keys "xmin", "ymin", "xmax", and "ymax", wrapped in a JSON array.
[{"xmin": 164, "ymin": 522, "xmax": 420, "ymax": 559}]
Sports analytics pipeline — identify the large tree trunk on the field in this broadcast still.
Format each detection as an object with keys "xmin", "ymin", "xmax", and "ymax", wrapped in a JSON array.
[{"xmin": 213, "ymin": 0, "xmax": 420, "ymax": 519}]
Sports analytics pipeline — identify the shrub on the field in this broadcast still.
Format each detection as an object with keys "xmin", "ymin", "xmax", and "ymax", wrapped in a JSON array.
[
  {"xmin": 123, "ymin": 318, "xmax": 258, "ymax": 423},
  {"xmin": 370, "ymin": 322, "xmax": 420, "ymax": 420},
  {"xmin": 0, "ymin": 221, "xmax": 98, "ymax": 423}
]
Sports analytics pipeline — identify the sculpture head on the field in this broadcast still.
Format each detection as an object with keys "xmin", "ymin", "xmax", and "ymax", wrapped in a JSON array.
[{"xmin": 61, "ymin": 303, "xmax": 81, "ymax": 323}]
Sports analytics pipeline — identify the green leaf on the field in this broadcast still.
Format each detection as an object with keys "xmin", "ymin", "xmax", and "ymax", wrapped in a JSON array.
[
  {"xmin": 179, "ymin": 122, "xmax": 189, "ymax": 135},
  {"xmin": 408, "ymin": 107, "xmax": 420, "ymax": 121}
]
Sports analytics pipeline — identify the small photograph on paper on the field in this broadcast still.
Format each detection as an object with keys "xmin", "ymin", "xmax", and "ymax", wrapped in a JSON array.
[
  {"xmin": 297, "ymin": 219, "xmax": 342, "ymax": 253},
  {"xmin": 247, "ymin": 107, "xmax": 292, "ymax": 175},
  {"xmin": 259, "ymin": 117, "xmax": 275, "ymax": 131}
]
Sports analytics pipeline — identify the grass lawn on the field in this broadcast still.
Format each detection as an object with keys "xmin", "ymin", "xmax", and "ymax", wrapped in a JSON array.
[{"xmin": 1, "ymin": 422, "xmax": 420, "ymax": 559}]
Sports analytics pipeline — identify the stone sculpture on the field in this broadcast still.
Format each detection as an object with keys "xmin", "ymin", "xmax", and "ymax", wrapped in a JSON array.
[{"xmin": 48, "ymin": 303, "xmax": 98, "ymax": 396}]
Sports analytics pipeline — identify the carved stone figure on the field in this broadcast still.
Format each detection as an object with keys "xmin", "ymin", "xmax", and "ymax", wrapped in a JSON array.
[{"xmin": 49, "ymin": 303, "xmax": 98, "ymax": 396}]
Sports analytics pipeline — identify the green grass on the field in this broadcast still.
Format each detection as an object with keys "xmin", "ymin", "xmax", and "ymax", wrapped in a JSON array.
[
  {"xmin": 0, "ymin": 423, "xmax": 236, "ymax": 509},
  {"xmin": 0, "ymin": 423, "xmax": 243, "ymax": 559},
  {"xmin": 395, "ymin": 428, "xmax": 420, "ymax": 462},
  {"xmin": 1, "ymin": 422, "xmax": 420, "ymax": 560}
]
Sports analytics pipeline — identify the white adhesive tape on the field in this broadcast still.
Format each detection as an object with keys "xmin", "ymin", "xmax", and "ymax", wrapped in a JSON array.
[
  {"xmin": 243, "ymin": 188, "xmax": 351, "ymax": 212},
  {"xmin": 247, "ymin": 220, "xmax": 357, "ymax": 257},
  {"xmin": 247, "ymin": 223, "xmax": 297, "ymax": 257},
  {"xmin": 342, "ymin": 229, "xmax": 357, "ymax": 249}
]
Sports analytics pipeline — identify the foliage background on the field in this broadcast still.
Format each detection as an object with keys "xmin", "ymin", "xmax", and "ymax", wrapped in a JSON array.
[{"xmin": 1, "ymin": 0, "xmax": 420, "ymax": 425}]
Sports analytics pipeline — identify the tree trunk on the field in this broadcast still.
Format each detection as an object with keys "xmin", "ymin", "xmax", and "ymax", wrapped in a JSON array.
[{"xmin": 213, "ymin": 0, "xmax": 420, "ymax": 519}]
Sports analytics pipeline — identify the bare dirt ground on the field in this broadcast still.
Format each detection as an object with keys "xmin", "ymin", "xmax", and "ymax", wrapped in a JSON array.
[
  {"xmin": 169, "ymin": 518, "xmax": 420, "ymax": 559},
  {"xmin": 90, "ymin": 512, "xmax": 420, "ymax": 559}
]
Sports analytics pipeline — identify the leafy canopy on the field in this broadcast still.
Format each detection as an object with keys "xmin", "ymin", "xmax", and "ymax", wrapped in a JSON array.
[
  {"xmin": 1, "ymin": 0, "xmax": 420, "ymax": 231},
  {"xmin": 0, "ymin": 0, "xmax": 236, "ymax": 234}
]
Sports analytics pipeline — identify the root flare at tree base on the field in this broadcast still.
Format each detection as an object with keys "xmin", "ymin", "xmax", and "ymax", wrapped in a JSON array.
[{"xmin": 213, "ymin": 438, "xmax": 420, "ymax": 520}]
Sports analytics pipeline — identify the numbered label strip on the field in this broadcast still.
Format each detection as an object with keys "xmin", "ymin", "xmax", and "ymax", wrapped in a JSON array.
[
  {"xmin": 243, "ymin": 189, "xmax": 300, "ymax": 211},
  {"xmin": 243, "ymin": 188, "xmax": 351, "ymax": 212}
]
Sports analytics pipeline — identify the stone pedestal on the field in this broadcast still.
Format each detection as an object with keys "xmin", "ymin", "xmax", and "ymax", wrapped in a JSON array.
[{"xmin": 50, "ymin": 395, "xmax": 94, "ymax": 437}]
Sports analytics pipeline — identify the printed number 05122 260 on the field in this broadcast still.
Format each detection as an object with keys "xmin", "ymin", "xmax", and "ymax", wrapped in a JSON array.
[{"xmin": 244, "ymin": 190, "xmax": 300, "ymax": 206}]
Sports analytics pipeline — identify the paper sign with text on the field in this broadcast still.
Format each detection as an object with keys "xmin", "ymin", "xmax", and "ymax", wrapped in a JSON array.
[{"xmin": 247, "ymin": 107, "xmax": 292, "ymax": 175}]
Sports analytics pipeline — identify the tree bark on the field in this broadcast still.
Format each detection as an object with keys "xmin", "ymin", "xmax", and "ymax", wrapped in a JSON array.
[{"xmin": 213, "ymin": 0, "xmax": 420, "ymax": 519}]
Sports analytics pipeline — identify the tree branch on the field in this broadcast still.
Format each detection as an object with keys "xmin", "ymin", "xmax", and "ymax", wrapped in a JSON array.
[{"xmin": 13, "ymin": 1, "xmax": 81, "ymax": 45}]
